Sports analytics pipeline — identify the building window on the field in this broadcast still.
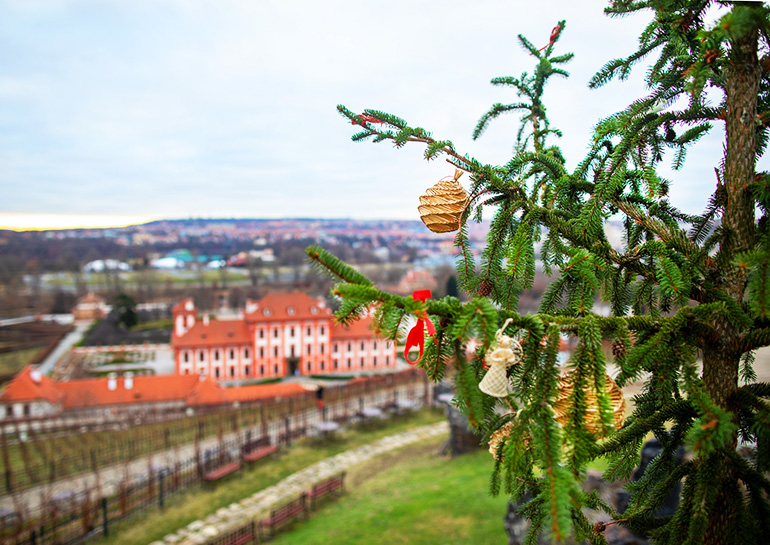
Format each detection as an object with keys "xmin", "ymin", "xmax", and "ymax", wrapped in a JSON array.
[
  {"xmin": 273, "ymin": 347, "xmax": 279, "ymax": 357},
  {"xmin": 360, "ymin": 357, "xmax": 364, "ymax": 367},
  {"xmin": 273, "ymin": 329, "xmax": 279, "ymax": 338},
  {"xmin": 260, "ymin": 365, "xmax": 265, "ymax": 375},
  {"xmin": 290, "ymin": 327, "xmax": 295, "ymax": 337},
  {"xmin": 347, "ymin": 342, "xmax": 352, "ymax": 352},
  {"xmin": 386, "ymin": 355, "xmax": 390, "ymax": 365},
  {"xmin": 307, "ymin": 327, "xmax": 312, "ymax": 336},
  {"xmin": 373, "ymin": 357, "xmax": 377, "ymax": 367},
  {"xmin": 259, "ymin": 329, "xmax": 264, "ymax": 339},
  {"xmin": 320, "ymin": 361, "xmax": 325, "ymax": 370},
  {"xmin": 244, "ymin": 366, "xmax": 250, "ymax": 376},
  {"xmin": 333, "ymin": 343, "xmax": 338, "ymax": 352},
  {"xmin": 214, "ymin": 350, "xmax": 220, "ymax": 361},
  {"xmin": 229, "ymin": 367, "xmax": 235, "ymax": 377},
  {"xmin": 260, "ymin": 347, "xmax": 265, "ymax": 358},
  {"xmin": 199, "ymin": 352, "xmax": 205, "ymax": 362},
  {"xmin": 373, "ymin": 341, "xmax": 377, "ymax": 349},
  {"xmin": 360, "ymin": 341, "xmax": 365, "ymax": 351},
  {"xmin": 306, "ymin": 345, "xmax": 311, "ymax": 355},
  {"xmin": 214, "ymin": 368, "xmax": 220, "ymax": 378},
  {"xmin": 183, "ymin": 352, "xmax": 189, "ymax": 363},
  {"xmin": 333, "ymin": 359, "xmax": 338, "ymax": 369},
  {"xmin": 244, "ymin": 348, "xmax": 250, "ymax": 359},
  {"xmin": 273, "ymin": 364, "xmax": 278, "ymax": 374},
  {"xmin": 229, "ymin": 349, "xmax": 235, "ymax": 360},
  {"xmin": 307, "ymin": 363, "xmax": 311, "ymax": 372},
  {"xmin": 320, "ymin": 344, "xmax": 325, "ymax": 354},
  {"xmin": 347, "ymin": 358, "xmax": 351, "ymax": 369},
  {"xmin": 320, "ymin": 326, "xmax": 325, "ymax": 335}
]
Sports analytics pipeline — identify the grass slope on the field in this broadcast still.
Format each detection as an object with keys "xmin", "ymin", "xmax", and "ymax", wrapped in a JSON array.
[
  {"xmin": 272, "ymin": 438, "xmax": 509, "ymax": 545},
  {"xmin": 93, "ymin": 410, "xmax": 444, "ymax": 545}
]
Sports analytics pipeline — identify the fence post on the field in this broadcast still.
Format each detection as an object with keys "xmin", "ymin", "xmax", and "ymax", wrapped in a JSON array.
[
  {"xmin": 159, "ymin": 471, "xmax": 165, "ymax": 510},
  {"xmin": 1, "ymin": 433, "xmax": 12, "ymax": 493},
  {"xmin": 284, "ymin": 417, "xmax": 290, "ymax": 447},
  {"xmin": 101, "ymin": 496, "xmax": 108, "ymax": 537}
]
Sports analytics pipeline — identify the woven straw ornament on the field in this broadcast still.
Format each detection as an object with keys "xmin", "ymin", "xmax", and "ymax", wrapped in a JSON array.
[
  {"xmin": 552, "ymin": 372, "xmax": 626, "ymax": 437},
  {"xmin": 488, "ymin": 421, "xmax": 516, "ymax": 461},
  {"xmin": 418, "ymin": 169, "xmax": 469, "ymax": 233},
  {"xmin": 479, "ymin": 318, "xmax": 522, "ymax": 398}
]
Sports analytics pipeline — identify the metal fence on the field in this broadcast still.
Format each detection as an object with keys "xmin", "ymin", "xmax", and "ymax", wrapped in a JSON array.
[{"xmin": 1, "ymin": 369, "xmax": 430, "ymax": 545}]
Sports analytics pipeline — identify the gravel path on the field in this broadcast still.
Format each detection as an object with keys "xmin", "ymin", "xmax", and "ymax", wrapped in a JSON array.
[{"xmin": 152, "ymin": 421, "xmax": 449, "ymax": 545}]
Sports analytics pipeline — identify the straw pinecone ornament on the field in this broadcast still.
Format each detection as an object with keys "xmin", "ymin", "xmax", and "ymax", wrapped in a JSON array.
[
  {"xmin": 488, "ymin": 420, "xmax": 516, "ymax": 461},
  {"xmin": 552, "ymin": 372, "xmax": 625, "ymax": 437},
  {"xmin": 418, "ymin": 169, "xmax": 469, "ymax": 233}
]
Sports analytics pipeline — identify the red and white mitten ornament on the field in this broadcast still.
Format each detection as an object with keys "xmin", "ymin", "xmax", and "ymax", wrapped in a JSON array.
[{"xmin": 479, "ymin": 319, "xmax": 522, "ymax": 398}]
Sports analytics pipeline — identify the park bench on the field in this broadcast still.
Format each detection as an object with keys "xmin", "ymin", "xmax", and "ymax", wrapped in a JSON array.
[
  {"xmin": 308, "ymin": 472, "xmax": 346, "ymax": 510},
  {"xmin": 242, "ymin": 436, "xmax": 278, "ymax": 463},
  {"xmin": 203, "ymin": 461, "xmax": 241, "ymax": 482},
  {"xmin": 277, "ymin": 426, "xmax": 306, "ymax": 445},
  {"xmin": 260, "ymin": 493, "xmax": 307, "ymax": 538}
]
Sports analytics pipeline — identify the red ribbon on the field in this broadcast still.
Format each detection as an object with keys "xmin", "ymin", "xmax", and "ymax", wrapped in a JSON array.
[
  {"xmin": 351, "ymin": 113, "xmax": 384, "ymax": 125},
  {"xmin": 404, "ymin": 289, "xmax": 436, "ymax": 365},
  {"xmin": 536, "ymin": 25, "xmax": 561, "ymax": 53}
]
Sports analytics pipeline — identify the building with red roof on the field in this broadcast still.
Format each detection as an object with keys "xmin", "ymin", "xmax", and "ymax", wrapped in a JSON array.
[
  {"xmin": 172, "ymin": 292, "xmax": 396, "ymax": 381},
  {"xmin": 0, "ymin": 366, "xmax": 310, "ymax": 420}
]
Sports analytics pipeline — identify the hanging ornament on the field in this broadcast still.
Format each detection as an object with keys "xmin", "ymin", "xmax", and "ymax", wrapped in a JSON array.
[
  {"xmin": 552, "ymin": 372, "xmax": 626, "ymax": 437},
  {"xmin": 478, "ymin": 318, "xmax": 523, "ymax": 398},
  {"xmin": 488, "ymin": 420, "xmax": 516, "ymax": 461},
  {"xmin": 418, "ymin": 169, "xmax": 469, "ymax": 233},
  {"xmin": 403, "ymin": 289, "xmax": 436, "ymax": 365}
]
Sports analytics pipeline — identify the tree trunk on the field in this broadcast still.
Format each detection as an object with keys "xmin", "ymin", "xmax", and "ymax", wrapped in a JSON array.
[{"xmin": 703, "ymin": 24, "xmax": 759, "ymax": 545}]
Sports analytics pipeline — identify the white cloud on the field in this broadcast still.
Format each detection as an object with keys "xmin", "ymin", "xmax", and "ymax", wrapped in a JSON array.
[{"xmin": 0, "ymin": 0, "xmax": 761, "ymax": 227}]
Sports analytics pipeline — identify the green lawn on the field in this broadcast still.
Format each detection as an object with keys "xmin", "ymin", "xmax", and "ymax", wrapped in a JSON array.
[
  {"xmin": 0, "ymin": 346, "xmax": 44, "ymax": 376},
  {"xmin": 272, "ymin": 437, "xmax": 510, "ymax": 545}
]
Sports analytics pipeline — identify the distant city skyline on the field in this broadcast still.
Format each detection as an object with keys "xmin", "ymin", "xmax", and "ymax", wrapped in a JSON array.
[{"xmin": 1, "ymin": 1, "xmax": 761, "ymax": 231}]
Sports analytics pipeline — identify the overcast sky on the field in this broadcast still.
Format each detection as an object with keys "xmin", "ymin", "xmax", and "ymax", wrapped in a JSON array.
[{"xmin": 0, "ymin": 0, "xmax": 762, "ymax": 230}]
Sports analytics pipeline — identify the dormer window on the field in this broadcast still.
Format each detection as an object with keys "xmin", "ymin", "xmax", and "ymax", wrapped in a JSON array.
[
  {"xmin": 310, "ymin": 306, "xmax": 318, "ymax": 314},
  {"xmin": 263, "ymin": 308, "xmax": 272, "ymax": 317},
  {"xmin": 287, "ymin": 306, "xmax": 296, "ymax": 315}
]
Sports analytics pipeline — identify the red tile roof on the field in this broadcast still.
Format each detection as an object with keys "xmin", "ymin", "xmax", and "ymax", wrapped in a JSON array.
[
  {"xmin": 57, "ymin": 374, "xmax": 202, "ymax": 409},
  {"xmin": 186, "ymin": 377, "xmax": 227, "ymax": 406},
  {"xmin": 171, "ymin": 298, "xmax": 196, "ymax": 314},
  {"xmin": 223, "ymin": 382, "xmax": 309, "ymax": 403},
  {"xmin": 76, "ymin": 292, "xmax": 105, "ymax": 305},
  {"xmin": 2, "ymin": 370, "xmax": 312, "ymax": 410},
  {"xmin": 0, "ymin": 367, "xmax": 63, "ymax": 404},
  {"xmin": 172, "ymin": 319, "xmax": 251, "ymax": 348},
  {"xmin": 244, "ymin": 292, "xmax": 332, "ymax": 322},
  {"xmin": 332, "ymin": 315, "xmax": 381, "ymax": 339}
]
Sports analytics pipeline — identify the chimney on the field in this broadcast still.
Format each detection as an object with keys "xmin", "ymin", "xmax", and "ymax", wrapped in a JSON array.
[
  {"xmin": 203, "ymin": 314, "xmax": 210, "ymax": 326},
  {"xmin": 30, "ymin": 369, "xmax": 42, "ymax": 384},
  {"xmin": 107, "ymin": 373, "xmax": 118, "ymax": 391},
  {"xmin": 124, "ymin": 372, "xmax": 134, "ymax": 390},
  {"xmin": 245, "ymin": 300, "xmax": 258, "ymax": 314}
]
